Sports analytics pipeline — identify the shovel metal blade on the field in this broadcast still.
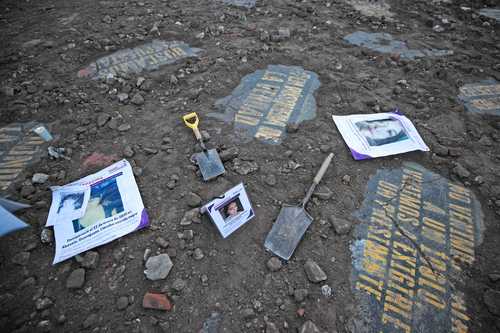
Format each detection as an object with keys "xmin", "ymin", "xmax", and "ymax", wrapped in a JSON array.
[
  {"xmin": 194, "ymin": 149, "xmax": 225, "ymax": 181},
  {"xmin": 264, "ymin": 205, "xmax": 313, "ymax": 260}
]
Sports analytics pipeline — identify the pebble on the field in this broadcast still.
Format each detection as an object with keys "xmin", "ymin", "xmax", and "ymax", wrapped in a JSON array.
[
  {"xmin": 233, "ymin": 159, "xmax": 259, "ymax": 175},
  {"xmin": 266, "ymin": 257, "xmax": 282, "ymax": 272},
  {"xmin": 219, "ymin": 147, "xmax": 239, "ymax": 162},
  {"xmin": 489, "ymin": 273, "xmax": 500, "ymax": 282},
  {"xmin": 453, "ymin": 163, "xmax": 471, "ymax": 178},
  {"xmin": 186, "ymin": 192, "xmax": 202, "ymax": 208},
  {"xmin": 484, "ymin": 289, "xmax": 500, "ymax": 316},
  {"xmin": 329, "ymin": 216, "xmax": 352, "ymax": 235},
  {"xmin": 180, "ymin": 208, "xmax": 200, "ymax": 226},
  {"xmin": 265, "ymin": 321, "xmax": 279, "ymax": 333},
  {"xmin": 117, "ymin": 93, "xmax": 129, "ymax": 103},
  {"xmin": 116, "ymin": 296, "xmax": 129, "ymax": 311},
  {"xmin": 97, "ymin": 113, "xmax": 110, "ymax": 127},
  {"xmin": 131, "ymin": 93, "xmax": 145, "ymax": 105},
  {"xmin": 12, "ymin": 251, "xmax": 30, "ymax": 265},
  {"xmin": 143, "ymin": 248, "xmax": 152, "ymax": 262},
  {"xmin": 35, "ymin": 297, "xmax": 53, "ymax": 311},
  {"xmin": 193, "ymin": 248, "xmax": 205, "ymax": 260},
  {"xmin": 172, "ymin": 278, "xmax": 187, "ymax": 292},
  {"xmin": 136, "ymin": 77, "xmax": 146, "ymax": 87},
  {"xmin": 82, "ymin": 313, "xmax": 97, "ymax": 329},
  {"xmin": 241, "ymin": 308, "xmax": 256, "ymax": 320},
  {"xmin": 144, "ymin": 254, "xmax": 173, "ymax": 281},
  {"xmin": 299, "ymin": 320, "xmax": 322, "ymax": 333},
  {"xmin": 181, "ymin": 229, "xmax": 194, "ymax": 240},
  {"xmin": 81, "ymin": 251, "xmax": 99, "ymax": 269},
  {"xmin": 20, "ymin": 184, "xmax": 36, "ymax": 197},
  {"xmin": 304, "ymin": 259, "xmax": 327, "ymax": 283},
  {"xmin": 66, "ymin": 268, "xmax": 86, "ymax": 289},
  {"xmin": 118, "ymin": 124, "xmax": 131, "ymax": 132},
  {"xmin": 342, "ymin": 174, "xmax": 351, "ymax": 185},
  {"xmin": 123, "ymin": 145, "xmax": 134, "ymax": 158},
  {"xmin": 155, "ymin": 237, "xmax": 169, "ymax": 248},
  {"xmin": 313, "ymin": 186, "xmax": 333, "ymax": 200},
  {"xmin": 321, "ymin": 284, "xmax": 332, "ymax": 297},
  {"xmin": 36, "ymin": 320, "xmax": 52, "ymax": 332},
  {"xmin": 40, "ymin": 228, "xmax": 53, "ymax": 244},
  {"xmin": 32, "ymin": 173, "xmax": 49, "ymax": 184}
]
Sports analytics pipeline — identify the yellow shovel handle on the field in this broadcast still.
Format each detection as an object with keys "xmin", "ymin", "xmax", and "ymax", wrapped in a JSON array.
[{"xmin": 182, "ymin": 112, "xmax": 202, "ymax": 140}]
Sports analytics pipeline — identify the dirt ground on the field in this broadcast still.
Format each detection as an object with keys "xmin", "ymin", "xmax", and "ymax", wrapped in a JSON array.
[{"xmin": 1, "ymin": 0, "xmax": 500, "ymax": 332}]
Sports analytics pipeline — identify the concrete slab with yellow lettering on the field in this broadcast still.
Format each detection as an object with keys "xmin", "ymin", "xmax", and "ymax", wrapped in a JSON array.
[
  {"xmin": 351, "ymin": 162, "xmax": 483, "ymax": 332},
  {"xmin": 210, "ymin": 65, "xmax": 320, "ymax": 144},
  {"xmin": 458, "ymin": 80, "xmax": 500, "ymax": 116},
  {"xmin": 77, "ymin": 40, "xmax": 202, "ymax": 80},
  {"xmin": 0, "ymin": 123, "xmax": 46, "ymax": 191}
]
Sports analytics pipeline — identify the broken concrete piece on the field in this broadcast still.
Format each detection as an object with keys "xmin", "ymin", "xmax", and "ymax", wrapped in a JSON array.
[{"xmin": 144, "ymin": 254, "xmax": 173, "ymax": 280}]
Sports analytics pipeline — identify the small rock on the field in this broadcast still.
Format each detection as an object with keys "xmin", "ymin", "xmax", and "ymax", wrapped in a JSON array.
[
  {"xmin": 266, "ymin": 257, "xmax": 282, "ymax": 272},
  {"xmin": 297, "ymin": 308, "xmax": 305, "ymax": 317},
  {"xmin": 102, "ymin": 15, "xmax": 112, "ymax": 24},
  {"xmin": 66, "ymin": 268, "xmax": 86, "ymax": 289},
  {"xmin": 330, "ymin": 216, "xmax": 352, "ymax": 235},
  {"xmin": 20, "ymin": 184, "xmax": 36, "ymax": 197},
  {"xmin": 265, "ymin": 321, "xmax": 279, "ymax": 333},
  {"xmin": 264, "ymin": 174, "xmax": 277, "ymax": 186},
  {"xmin": 321, "ymin": 284, "xmax": 332, "ymax": 297},
  {"xmin": 233, "ymin": 159, "xmax": 259, "ymax": 175},
  {"xmin": 118, "ymin": 124, "xmax": 131, "ymax": 132},
  {"xmin": 181, "ymin": 229, "xmax": 194, "ymax": 240},
  {"xmin": 136, "ymin": 77, "xmax": 146, "ymax": 87},
  {"xmin": 342, "ymin": 174, "xmax": 351, "ymax": 185},
  {"xmin": 286, "ymin": 123, "xmax": 299, "ymax": 133},
  {"xmin": 219, "ymin": 147, "xmax": 239, "ymax": 162},
  {"xmin": 36, "ymin": 320, "xmax": 52, "ymax": 332},
  {"xmin": 200, "ymin": 274, "xmax": 209, "ymax": 285},
  {"xmin": 453, "ymin": 163, "xmax": 471, "ymax": 179},
  {"xmin": 180, "ymin": 208, "xmax": 200, "ymax": 226},
  {"xmin": 299, "ymin": 320, "xmax": 322, "ymax": 333},
  {"xmin": 484, "ymin": 289, "xmax": 500, "ymax": 316},
  {"xmin": 304, "ymin": 259, "xmax": 327, "ymax": 283},
  {"xmin": 313, "ymin": 186, "xmax": 333, "ymax": 200},
  {"xmin": 97, "ymin": 113, "xmax": 110, "ymax": 127},
  {"xmin": 19, "ymin": 277, "xmax": 36, "ymax": 289},
  {"xmin": 83, "ymin": 313, "xmax": 98, "ymax": 329},
  {"xmin": 170, "ymin": 75, "xmax": 178, "ymax": 85},
  {"xmin": 144, "ymin": 254, "xmax": 173, "ymax": 281},
  {"xmin": 12, "ymin": 251, "xmax": 30, "ymax": 265},
  {"xmin": 117, "ymin": 93, "xmax": 129, "ymax": 103},
  {"xmin": 32, "ymin": 173, "xmax": 49, "ymax": 184},
  {"xmin": 155, "ymin": 237, "xmax": 169, "ymax": 248},
  {"xmin": 193, "ymin": 248, "xmax": 204, "ymax": 260},
  {"xmin": 489, "ymin": 273, "xmax": 500, "ymax": 282},
  {"xmin": 116, "ymin": 296, "xmax": 129, "ymax": 311},
  {"xmin": 40, "ymin": 228, "xmax": 53, "ymax": 244},
  {"xmin": 131, "ymin": 93, "xmax": 145, "ymax": 106},
  {"xmin": 123, "ymin": 145, "xmax": 135, "ymax": 158},
  {"xmin": 293, "ymin": 288, "xmax": 308, "ymax": 302},
  {"xmin": 186, "ymin": 192, "xmax": 202, "ymax": 208},
  {"xmin": 142, "ymin": 292, "xmax": 172, "ymax": 311},
  {"xmin": 172, "ymin": 278, "xmax": 186, "ymax": 292},
  {"xmin": 35, "ymin": 297, "xmax": 53, "ymax": 311},
  {"xmin": 81, "ymin": 251, "xmax": 99, "ymax": 269},
  {"xmin": 143, "ymin": 248, "xmax": 152, "ymax": 262},
  {"xmin": 241, "ymin": 308, "xmax": 256, "ymax": 320},
  {"xmin": 57, "ymin": 314, "xmax": 66, "ymax": 325}
]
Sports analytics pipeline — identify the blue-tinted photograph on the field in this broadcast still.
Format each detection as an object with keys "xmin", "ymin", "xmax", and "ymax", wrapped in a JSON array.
[
  {"xmin": 57, "ymin": 193, "xmax": 84, "ymax": 215},
  {"xmin": 355, "ymin": 118, "xmax": 409, "ymax": 147},
  {"xmin": 72, "ymin": 176, "xmax": 124, "ymax": 233}
]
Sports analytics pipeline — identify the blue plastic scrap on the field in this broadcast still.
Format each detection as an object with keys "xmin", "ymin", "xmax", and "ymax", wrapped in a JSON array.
[{"xmin": 0, "ymin": 197, "xmax": 30, "ymax": 237}]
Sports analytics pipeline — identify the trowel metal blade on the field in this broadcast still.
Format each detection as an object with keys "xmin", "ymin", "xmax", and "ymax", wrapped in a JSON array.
[
  {"xmin": 264, "ymin": 206, "xmax": 313, "ymax": 260},
  {"xmin": 195, "ymin": 149, "xmax": 225, "ymax": 181}
]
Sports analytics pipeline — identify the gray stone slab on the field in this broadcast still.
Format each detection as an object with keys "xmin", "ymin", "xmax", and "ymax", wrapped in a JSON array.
[
  {"xmin": 223, "ymin": 0, "xmax": 256, "ymax": 8},
  {"xmin": 350, "ymin": 162, "xmax": 483, "ymax": 332},
  {"xmin": 458, "ymin": 80, "xmax": 500, "ymax": 116},
  {"xmin": 210, "ymin": 65, "xmax": 320, "ymax": 144},
  {"xmin": 344, "ymin": 31, "xmax": 453, "ymax": 59},
  {"xmin": 78, "ymin": 40, "xmax": 202, "ymax": 79}
]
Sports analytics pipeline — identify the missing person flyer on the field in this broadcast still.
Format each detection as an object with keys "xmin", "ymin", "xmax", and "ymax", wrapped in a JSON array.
[
  {"xmin": 48, "ymin": 160, "xmax": 149, "ymax": 264},
  {"xmin": 332, "ymin": 111, "xmax": 429, "ymax": 160},
  {"xmin": 201, "ymin": 183, "xmax": 254, "ymax": 238}
]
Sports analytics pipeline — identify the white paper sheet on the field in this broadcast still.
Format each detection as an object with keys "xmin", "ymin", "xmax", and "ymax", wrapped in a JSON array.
[
  {"xmin": 48, "ymin": 160, "xmax": 149, "ymax": 264},
  {"xmin": 332, "ymin": 112, "xmax": 429, "ymax": 160}
]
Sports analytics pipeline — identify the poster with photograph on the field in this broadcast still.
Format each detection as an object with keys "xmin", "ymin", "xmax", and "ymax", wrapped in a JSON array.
[
  {"xmin": 46, "ymin": 185, "xmax": 90, "ymax": 226},
  {"xmin": 47, "ymin": 160, "xmax": 149, "ymax": 264},
  {"xmin": 201, "ymin": 183, "xmax": 254, "ymax": 238},
  {"xmin": 332, "ymin": 112, "xmax": 429, "ymax": 160}
]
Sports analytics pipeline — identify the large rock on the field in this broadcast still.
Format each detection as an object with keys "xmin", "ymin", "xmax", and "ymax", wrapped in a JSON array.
[
  {"xmin": 144, "ymin": 254, "xmax": 173, "ymax": 281},
  {"xmin": 304, "ymin": 259, "xmax": 327, "ymax": 283}
]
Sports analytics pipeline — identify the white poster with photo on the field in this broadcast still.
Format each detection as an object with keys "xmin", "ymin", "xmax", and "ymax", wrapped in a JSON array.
[
  {"xmin": 201, "ymin": 183, "xmax": 254, "ymax": 238},
  {"xmin": 332, "ymin": 112, "xmax": 429, "ymax": 160},
  {"xmin": 48, "ymin": 160, "xmax": 149, "ymax": 264},
  {"xmin": 46, "ymin": 185, "xmax": 91, "ymax": 226}
]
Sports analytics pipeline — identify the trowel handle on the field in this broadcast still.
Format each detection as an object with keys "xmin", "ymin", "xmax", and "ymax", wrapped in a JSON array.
[
  {"xmin": 313, "ymin": 153, "xmax": 334, "ymax": 185},
  {"xmin": 182, "ymin": 112, "xmax": 202, "ymax": 140}
]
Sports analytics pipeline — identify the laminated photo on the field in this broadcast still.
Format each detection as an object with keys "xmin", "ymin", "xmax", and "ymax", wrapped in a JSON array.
[
  {"xmin": 46, "ymin": 185, "xmax": 90, "ymax": 226},
  {"xmin": 201, "ymin": 183, "xmax": 254, "ymax": 238},
  {"xmin": 332, "ymin": 112, "xmax": 429, "ymax": 160},
  {"xmin": 47, "ymin": 160, "xmax": 149, "ymax": 264}
]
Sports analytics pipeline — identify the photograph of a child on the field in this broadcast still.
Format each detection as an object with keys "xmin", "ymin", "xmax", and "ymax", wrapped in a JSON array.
[
  {"xmin": 57, "ymin": 193, "xmax": 85, "ymax": 215},
  {"xmin": 355, "ymin": 118, "xmax": 409, "ymax": 146},
  {"xmin": 219, "ymin": 198, "xmax": 244, "ymax": 222},
  {"xmin": 72, "ymin": 177, "xmax": 124, "ymax": 233}
]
